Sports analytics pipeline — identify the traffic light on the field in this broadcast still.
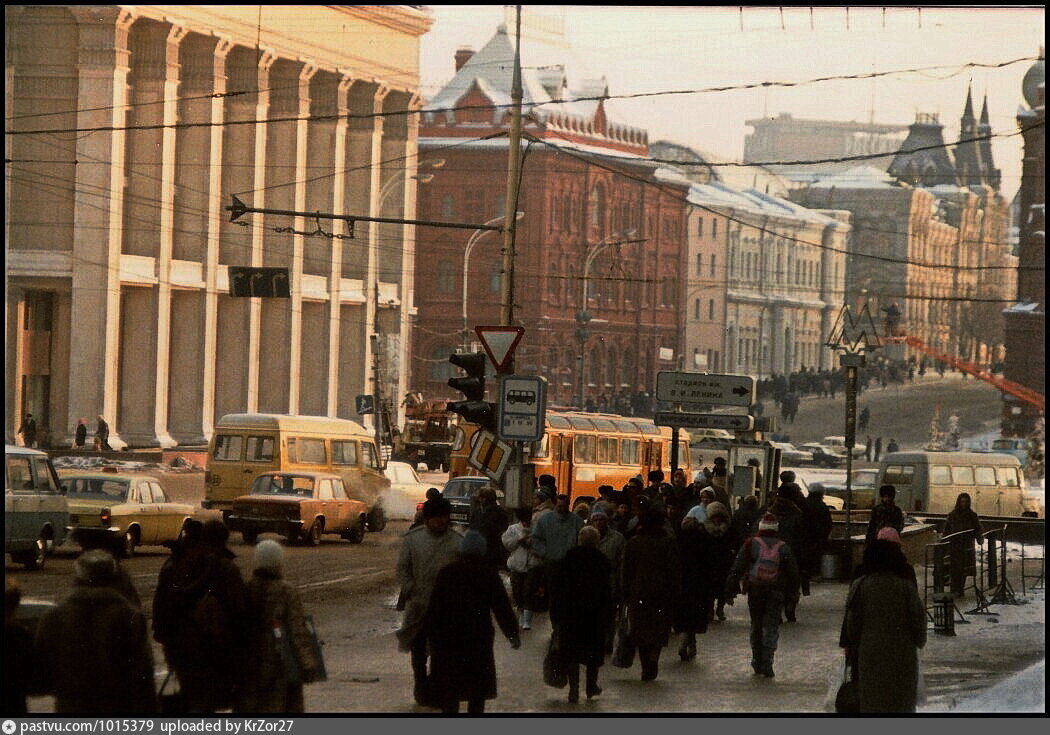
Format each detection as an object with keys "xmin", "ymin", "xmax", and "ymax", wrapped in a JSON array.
[{"xmin": 447, "ymin": 352, "xmax": 496, "ymax": 431}]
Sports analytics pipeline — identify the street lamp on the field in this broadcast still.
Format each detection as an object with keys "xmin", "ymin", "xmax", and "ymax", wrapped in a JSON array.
[
  {"xmin": 377, "ymin": 158, "xmax": 445, "ymax": 211},
  {"xmin": 462, "ymin": 211, "xmax": 525, "ymax": 352},
  {"xmin": 576, "ymin": 229, "xmax": 638, "ymax": 408}
]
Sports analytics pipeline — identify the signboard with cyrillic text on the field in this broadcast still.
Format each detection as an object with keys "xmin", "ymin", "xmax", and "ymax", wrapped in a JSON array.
[{"xmin": 656, "ymin": 371, "xmax": 755, "ymax": 407}]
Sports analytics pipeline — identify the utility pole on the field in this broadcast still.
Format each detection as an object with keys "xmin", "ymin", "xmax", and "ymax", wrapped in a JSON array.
[{"xmin": 370, "ymin": 333, "xmax": 387, "ymax": 469}]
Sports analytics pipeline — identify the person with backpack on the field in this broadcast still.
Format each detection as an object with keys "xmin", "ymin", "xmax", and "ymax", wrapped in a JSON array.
[
  {"xmin": 724, "ymin": 513, "xmax": 800, "ymax": 678},
  {"xmin": 152, "ymin": 519, "xmax": 247, "ymax": 713}
]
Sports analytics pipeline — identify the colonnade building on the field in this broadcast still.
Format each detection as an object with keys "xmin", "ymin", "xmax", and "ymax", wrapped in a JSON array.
[{"xmin": 6, "ymin": 5, "xmax": 431, "ymax": 447}]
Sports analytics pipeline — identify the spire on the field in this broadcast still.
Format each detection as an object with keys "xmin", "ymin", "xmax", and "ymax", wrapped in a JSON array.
[
  {"xmin": 962, "ymin": 83, "xmax": 975, "ymax": 122},
  {"xmin": 979, "ymin": 93, "xmax": 991, "ymax": 128}
]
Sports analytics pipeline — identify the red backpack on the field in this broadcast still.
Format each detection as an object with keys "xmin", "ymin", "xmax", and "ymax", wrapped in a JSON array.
[{"xmin": 748, "ymin": 536, "xmax": 785, "ymax": 587}]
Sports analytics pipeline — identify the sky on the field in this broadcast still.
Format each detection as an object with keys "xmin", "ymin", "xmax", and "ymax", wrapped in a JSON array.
[{"xmin": 419, "ymin": 5, "xmax": 1045, "ymax": 202}]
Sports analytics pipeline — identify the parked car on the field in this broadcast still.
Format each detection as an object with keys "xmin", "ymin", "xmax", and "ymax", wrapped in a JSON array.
[
  {"xmin": 382, "ymin": 461, "xmax": 433, "ymax": 520},
  {"xmin": 63, "ymin": 472, "xmax": 195, "ymax": 556},
  {"xmin": 441, "ymin": 475, "xmax": 503, "ymax": 527},
  {"xmin": 5, "ymin": 445, "xmax": 70, "ymax": 570},
  {"xmin": 771, "ymin": 441, "xmax": 814, "ymax": 466},
  {"xmin": 226, "ymin": 471, "xmax": 369, "ymax": 546},
  {"xmin": 798, "ymin": 443, "xmax": 845, "ymax": 468},
  {"xmin": 822, "ymin": 435, "xmax": 867, "ymax": 459}
]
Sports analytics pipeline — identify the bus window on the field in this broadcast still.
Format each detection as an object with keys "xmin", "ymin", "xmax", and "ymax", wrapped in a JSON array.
[
  {"xmin": 531, "ymin": 435, "xmax": 550, "ymax": 459},
  {"xmin": 574, "ymin": 436, "xmax": 596, "ymax": 464},
  {"xmin": 548, "ymin": 416, "xmax": 571, "ymax": 429},
  {"xmin": 929, "ymin": 465, "xmax": 951, "ymax": 485},
  {"xmin": 598, "ymin": 438, "xmax": 618, "ymax": 464},
  {"xmin": 621, "ymin": 439, "xmax": 640, "ymax": 465},
  {"xmin": 332, "ymin": 440, "xmax": 358, "ymax": 465},
  {"xmin": 884, "ymin": 464, "xmax": 915, "ymax": 485},
  {"xmin": 245, "ymin": 436, "xmax": 275, "ymax": 462},
  {"xmin": 975, "ymin": 466, "xmax": 996, "ymax": 486},
  {"xmin": 678, "ymin": 441, "xmax": 690, "ymax": 467},
  {"xmin": 361, "ymin": 442, "xmax": 380, "ymax": 470},
  {"xmin": 997, "ymin": 466, "xmax": 1019, "ymax": 487},
  {"xmin": 951, "ymin": 466, "xmax": 974, "ymax": 486},
  {"xmin": 289, "ymin": 437, "xmax": 326, "ymax": 464},
  {"xmin": 212, "ymin": 434, "xmax": 243, "ymax": 461},
  {"xmin": 590, "ymin": 417, "xmax": 617, "ymax": 432},
  {"xmin": 569, "ymin": 417, "xmax": 596, "ymax": 431}
]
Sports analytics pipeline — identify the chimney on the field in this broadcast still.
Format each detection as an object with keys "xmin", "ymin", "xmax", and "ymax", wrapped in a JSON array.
[{"xmin": 455, "ymin": 47, "xmax": 475, "ymax": 72}]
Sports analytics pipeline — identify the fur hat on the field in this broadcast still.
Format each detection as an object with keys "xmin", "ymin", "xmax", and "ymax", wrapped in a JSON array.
[
  {"xmin": 876, "ymin": 526, "xmax": 901, "ymax": 544},
  {"xmin": 706, "ymin": 501, "xmax": 729, "ymax": 521},
  {"xmin": 459, "ymin": 530, "xmax": 486, "ymax": 557},
  {"xmin": 253, "ymin": 539, "xmax": 284, "ymax": 571},
  {"xmin": 758, "ymin": 513, "xmax": 779, "ymax": 532},
  {"xmin": 73, "ymin": 549, "xmax": 118, "ymax": 586},
  {"xmin": 422, "ymin": 497, "xmax": 452, "ymax": 519}
]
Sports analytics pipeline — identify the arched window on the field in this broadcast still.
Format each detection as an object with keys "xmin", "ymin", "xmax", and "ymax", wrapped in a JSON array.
[
  {"xmin": 441, "ymin": 194, "xmax": 455, "ymax": 217},
  {"xmin": 489, "ymin": 262, "xmax": 502, "ymax": 293},
  {"xmin": 589, "ymin": 184, "xmax": 605, "ymax": 228},
  {"xmin": 437, "ymin": 260, "xmax": 456, "ymax": 294},
  {"xmin": 429, "ymin": 344, "xmax": 457, "ymax": 381}
]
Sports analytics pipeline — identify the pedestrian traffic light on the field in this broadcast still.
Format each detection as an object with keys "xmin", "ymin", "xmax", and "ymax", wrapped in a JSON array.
[{"xmin": 447, "ymin": 352, "xmax": 496, "ymax": 431}]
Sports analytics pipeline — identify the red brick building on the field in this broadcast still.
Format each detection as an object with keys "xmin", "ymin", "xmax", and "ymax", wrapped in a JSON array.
[{"xmin": 411, "ymin": 24, "xmax": 686, "ymax": 408}]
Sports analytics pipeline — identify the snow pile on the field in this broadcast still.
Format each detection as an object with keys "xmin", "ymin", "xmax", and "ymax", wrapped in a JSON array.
[
  {"xmin": 942, "ymin": 660, "xmax": 1044, "ymax": 713},
  {"xmin": 51, "ymin": 455, "xmax": 200, "ymax": 473}
]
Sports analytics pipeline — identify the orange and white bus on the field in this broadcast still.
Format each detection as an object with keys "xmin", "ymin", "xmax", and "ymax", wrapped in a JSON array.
[{"xmin": 450, "ymin": 412, "xmax": 691, "ymax": 507}]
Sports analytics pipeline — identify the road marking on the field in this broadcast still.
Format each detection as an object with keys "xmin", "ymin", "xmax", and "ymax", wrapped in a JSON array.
[{"xmin": 297, "ymin": 569, "xmax": 390, "ymax": 590}]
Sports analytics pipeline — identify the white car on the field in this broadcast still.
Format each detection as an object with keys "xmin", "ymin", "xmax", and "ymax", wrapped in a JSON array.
[
  {"xmin": 771, "ymin": 441, "xmax": 814, "ymax": 466},
  {"xmin": 794, "ymin": 475, "xmax": 845, "ymax": 510},
  {"xmin": 381, "ymin": 461, "xmax": 434, "ymax": 520},
  {"xmin": 822, "ymin": 435, "xmax": 867, "ymax": 459}
]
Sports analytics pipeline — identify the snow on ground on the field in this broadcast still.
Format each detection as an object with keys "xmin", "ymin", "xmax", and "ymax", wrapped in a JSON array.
[{"xmin": 943, "ymin": 660, "xmax": 1045, "ymax": 713}]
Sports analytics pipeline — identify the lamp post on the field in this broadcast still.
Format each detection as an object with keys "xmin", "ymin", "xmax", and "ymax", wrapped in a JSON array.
[
  {"xmin": 462, "ymin": 212, "xmax": 525, "ymax": 352},
  {"xmin": 576, "ymin": 229, "xmax": 638, "ymax": 408}
]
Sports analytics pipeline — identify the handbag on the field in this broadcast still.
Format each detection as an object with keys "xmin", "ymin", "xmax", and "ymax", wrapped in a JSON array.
[
  {"xmin": 835, "ymin": 654, "xmax": 860, "ymax": 714},
  {"xmin": 273, "ymin": 614, "xmax": 327, "ymax": 685},
  {"xmin": 611, "ymin": 605, "xmax": 636, "ymax": 669},
  {"xmin": 542, "ymin": 627, "xmax": 567, "ymax": 688},
  {"xmin": 158, "ymin": 670, "xmax": 188, "ymax": 715}
]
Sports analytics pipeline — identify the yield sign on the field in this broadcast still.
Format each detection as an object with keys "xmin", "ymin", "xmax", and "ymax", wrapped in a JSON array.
[{"xmin": 475, "ymin": 325, "xmax": 524, "ymax": 373}]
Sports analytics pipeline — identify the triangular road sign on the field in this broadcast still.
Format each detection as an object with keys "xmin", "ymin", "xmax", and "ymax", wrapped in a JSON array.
[{"xmin": 475, "ymin": 325, "xmax": 524, "ymax": 373}]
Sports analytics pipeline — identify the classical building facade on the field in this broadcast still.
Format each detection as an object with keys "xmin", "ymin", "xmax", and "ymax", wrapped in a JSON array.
[
  {"xmin": 790, "ymin": 91, "xmax": 1014, "ymax": 367},
  {"xmin": 412, "ymin": 23, "xmax": 685, "ymax": 408},
  {"xmin": 1002, "ymin": 52, "xmax": 1045, "ymax": 436},
  {"xmin": 5, "ymin": 5, "xmax": 431, "ymax": 447}
]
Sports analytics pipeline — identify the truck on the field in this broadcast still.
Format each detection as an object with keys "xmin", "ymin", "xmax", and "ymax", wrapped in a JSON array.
[{"xmin": 392, "ymin": 397, "xmax": 456, "ymax": 472}]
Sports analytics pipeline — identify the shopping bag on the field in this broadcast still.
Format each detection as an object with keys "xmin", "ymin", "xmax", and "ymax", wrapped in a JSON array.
[
  {"xmin": 302, "ymin": 615, "xmax": 328, "ymax": 683},
  {"xmin": 273, "ymin": 615, "xmax": 327, "ymax": 685},
  {"xmin": 611, "ymin": 606, "xmax": 635, "ymax": 669},
  {"xmin": 543, "ymin": 627, "xmax": 567, "ymax": 688}
]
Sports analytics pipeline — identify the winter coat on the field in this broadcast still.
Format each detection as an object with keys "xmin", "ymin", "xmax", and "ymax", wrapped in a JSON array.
[
  {"xmin": 469, "ymin": 501, "xmax": 510, "ymax": 569},
  {"xmin": 236, "ymin": 570, "xmax": 320, "ymax": 713},
  {"xmin": 622, "ymin": 526, "xmax": 680, "ymax": 647},
  {"xmin": 531, "ymin": 509, "xmax": 584, "ymax": 564},
  {"xmin": 502, "ymin": 522, "xmax": 542, "ymax": 573},
  {"xmin": 801, "ymin": 494, "xmax": 834, "ymax": 567},
  {"xmin": 943, "ymin": 502, "xmax": 983, "ymax": 572},
  {"xmin": 767, "ymin": 496, "xmax": 805, "ymax": 558},
  {"xmin": 151, "ymin": 545, "xmax": 247, "ymax": 712},
  {"xmin": 675, "ymin": 519, "xmax": 735, "ymax": 634},
  {"xmin": 551, "ymin": 545, "xmax": 612, "ymax": 666},
  {"xmin": 731, "ymin": 504, "xmax": 761, "ymax": 540},
  {"xmin": 727, "ymin": 532, "xmax": 800, "ymax": 596},
  {"xmin": 395, "ymin": 524, "xmax": 462, "ymax": 651},
  {"xmin": 34, "ymin": 586, "xmax": 157, "ymax": 713},
  {"xmin": 4, "ymin": 620, "xmax": 33, "ymax": 714},
  {"xmin": 843, "ymin": 572, "xmax": 927, "ymax": 713},
  {"xmin": 596, "ymin": 527, "xmax": 626, "ymax": 601},
  {"xmin": 866, "ymin": 502, "xmax": 905, "ymax": 544},
  {"xmin": 423, "ymin": 555, "xmax": 518, "ymax": 703}
]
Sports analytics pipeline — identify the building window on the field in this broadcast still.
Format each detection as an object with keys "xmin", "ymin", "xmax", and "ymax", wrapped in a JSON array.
[
  {"xmin": 694, "ymin": 299, "xmax": 701, "ymax": 320},
  {"xmin": 437, "ymin": 260, "xmax": 456, "ymax": 294},
  {"xmin": 465, "ymin": 189, "xmax": 483, "ymax": 217},
  {"xmin": 441, "ymin": 194, "xmax": 454, "ymax": 217},
  {"xmin": 712, "ymin": 219, "xmax": 718, "ymax": 238},
  {"xmin": 494, "ymin": 194, "xmax": 506, "ymax": 219},
  {"xmin": 710, "ymin": 254, "xmax": 716, "ymax": 277},
  {"xmin": 698, "ymin": 218, "xmax": 704, "ymax": 237},
  {"xmin": 490, "ymin": 263, "xmax": 502, "ymax": 293},
  {"xmin": 696, "ymin": 253, "xmax": 703, "ymax": 275},
  {"xmin": 429, "ymin": 344, "xmax": 456, "ymax": 381},
  {"xmin": 589, "ymin": 185, "xmax": 605, "ymax": 228},
  {"xmin": 708, "ymin": 299, "xmax": 715, "ymax": 320}
]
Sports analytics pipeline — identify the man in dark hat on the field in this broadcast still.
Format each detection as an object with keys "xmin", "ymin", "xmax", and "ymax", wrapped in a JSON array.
[
  {"xmin": 397, "ymin": 496, "xmax": 462, "ymax": 707},
  {"xmin": 866, "ymin": 485, "xmax": 905, "ymax": 545}
]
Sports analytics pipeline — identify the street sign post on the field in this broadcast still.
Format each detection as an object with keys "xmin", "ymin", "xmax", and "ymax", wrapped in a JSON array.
[
  {"xmin": 656, "ymin": 371, "xmax": 755, "ymax": 407},
  {"xmin": 354, "ymin": 394, "xmax": 375, "ymax": 415},
  {"xmin": 653, "ymin": 412, "xmax": 754, "ymax": 431},
  {"xmin": 475, "ymin": 325, "xmax": 524, "ymax": 374},
  {"xmin": 497, "ymin": 375, "xmax": 547, "ymax": 442}
]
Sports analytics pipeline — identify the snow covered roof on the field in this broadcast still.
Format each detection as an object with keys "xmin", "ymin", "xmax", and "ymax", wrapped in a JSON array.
[{"xmin": 809, "ymin": 165, "xmax": 899, "ymax": 189}]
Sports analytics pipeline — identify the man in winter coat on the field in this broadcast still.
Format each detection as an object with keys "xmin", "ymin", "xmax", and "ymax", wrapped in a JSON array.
[
  {"xmin": 532, "ymin": 493, "xmax": 585, "ymax": 572},
  {"xmin": 35, "ymin": 550, "xmax": 157, "ymax": 713},
  {"xmin": 865, "ymin": 485, "xmax": 905, "ymax": 545},
  {"xmin": 423, "ymin": 531, "xmax": 520, "ymax": 714},
  {"xmin": 942, "ymin": 492, "xmax": 984, "ymax": 597},
  {"xmin": 469, "ymin": 486, "xmax": 509, "ymax": 570},
  {"xmin": 662, "ymin": 468, "xmax": 695, "ymax": 512},
  {"xmin": 152, "ymin": 520, "xmax": 246, "ymax": 713},
  {"xmin": 396, "ymin": 497, "xmax": 462, "ymax": 707},
  {"xmin": 589, "ymin": 510, "xmax": 625, "ymax": 653},
  {"xmin": 724, "ymin": 513, "xmax": 800, "ymax": 678},
  {"xmin": 842, "ymin": 537, "xmax": 927, "ymax": 712},
  {"xmin": 800, "ymin": 489, "xmax": 834, "ymax": 595},
  {"xmin": 766, "ymin": 487, "xmax": 805, "ymax": 622},
  {"xmin": 622, "ymin": 506, "xmax": 680, "ymax": 682},
  {"xmin": 731, "ymin": 494, "xmax": 762, "ymax": 540},
  {"xmin": 552, "ymin": 526, "xmax": 612, "ymax": 703}
]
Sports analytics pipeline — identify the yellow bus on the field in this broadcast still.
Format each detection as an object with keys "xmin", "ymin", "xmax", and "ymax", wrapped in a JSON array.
[
  {"xmin": 205, "ymin": 414, "xmax": 391, "ymax": 530},
  {"xmin": 450, "ymin": 412, "xmax": 691, "ymax": 507}
]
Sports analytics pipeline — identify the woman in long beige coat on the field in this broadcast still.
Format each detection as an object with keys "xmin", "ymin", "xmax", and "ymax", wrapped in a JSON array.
[{"xmin": 236, "ymin": 540, "xmax": 321, "ymax": 713}]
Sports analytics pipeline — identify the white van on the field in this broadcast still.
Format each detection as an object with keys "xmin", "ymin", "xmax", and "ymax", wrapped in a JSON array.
[{"xmin": 5, "ymin": 445, "xmax": 70, "ymax": 569}]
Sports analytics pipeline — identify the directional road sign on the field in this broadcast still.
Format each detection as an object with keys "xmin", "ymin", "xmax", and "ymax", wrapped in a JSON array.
[
  {"xmin": 475, "ymin": 325, "xmax": 524, "ymax": 374},
  {"xmin": 467, "ymin": 429, "xmax": 513, "ymax": 482},
  {"xmin": 656, "ymin": 371, "xmax": 755, "ymax": 407},
  {"xmin": 653, "ymin": 412, "xmax": 754, "ymax": 431},
  {"xmin": 497, "ymin": 375, "xmax": 547, "ymax": 442}
]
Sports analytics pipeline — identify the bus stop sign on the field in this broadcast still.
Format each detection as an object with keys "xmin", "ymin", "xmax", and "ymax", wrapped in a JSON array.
[{"xmin": 497, "ymin": 375, "xmax": 547, "ymax": 442}]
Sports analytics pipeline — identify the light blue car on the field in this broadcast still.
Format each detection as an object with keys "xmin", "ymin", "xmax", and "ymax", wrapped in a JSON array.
[{"xmin": 5, "ymin": 445, "xmax": 69, "ymax": 569}]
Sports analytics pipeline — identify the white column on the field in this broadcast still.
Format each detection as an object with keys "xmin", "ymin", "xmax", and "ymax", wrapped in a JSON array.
[
  {"xmin": 152, "ymin": 23, "xmax": 187, "ymax": 448},
  {"xmin": 327, "ymin": 75, "xmax": 354, "ymax": 416},
  {"xmin": 287, "ymin": 63, "xmax": 318, "ymax": 416},
  {"xmin": 397, "ymin": 94, "xmax": 423, "ymax": 429},
  {"xmin": 365, "ymin": 83, "xmax": 391, "ymax": 432},
  {"xmin": 68, "ymin": 7, "xmax": 135, "ymax": 450},
  {"xmin": 247, "ymin": 51, "xmax": 277, "ymax": 413},
  {"xmin": 200, "ymin": 38, "xmax": 233, "ymax": 442}
]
